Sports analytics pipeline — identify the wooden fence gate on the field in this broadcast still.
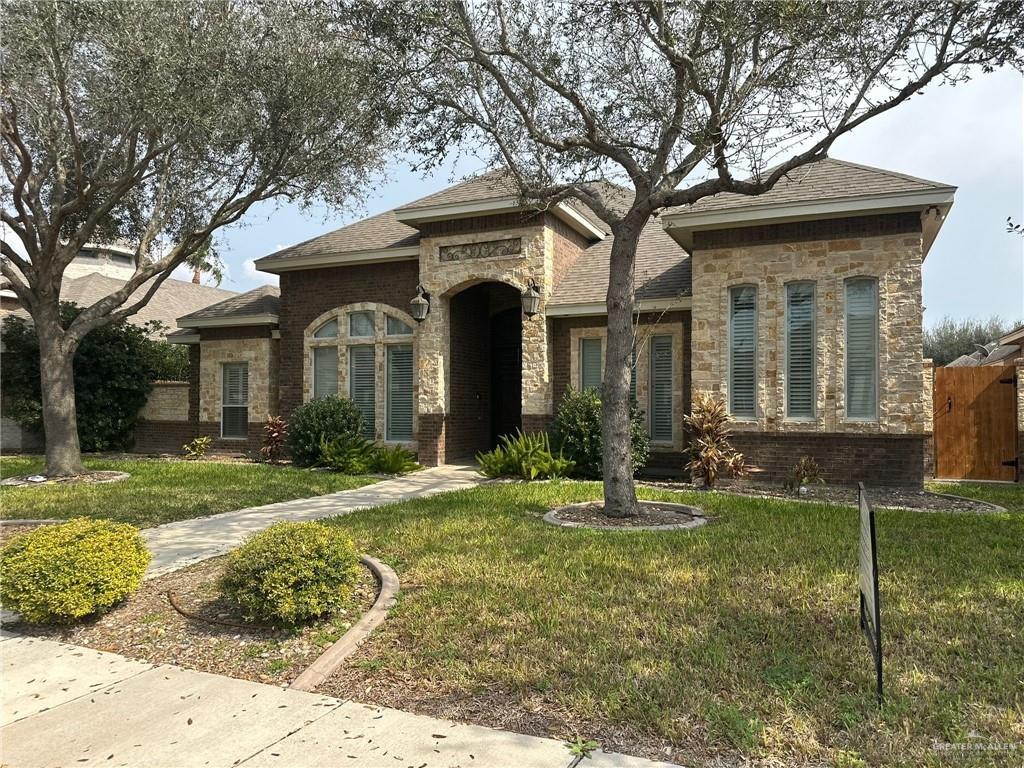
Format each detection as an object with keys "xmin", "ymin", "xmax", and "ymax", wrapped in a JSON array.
[{"xmin": 933, "ymin": 364, "xmax": 1018, "ymax": 481}]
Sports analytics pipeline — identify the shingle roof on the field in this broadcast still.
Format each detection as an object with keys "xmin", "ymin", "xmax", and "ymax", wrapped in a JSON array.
[
  {"xmin": 7, "ymin": 272, "xmax": 236, "ymax": 337},
  {"xmin": 551, "ymin": 219, "xmax": 691, "ymax": 305},
  {"xmin": 177, "ymin": 284, "xmax": 280, "ymax": 324},
  {"xmin": 670, "ymin": 157, "xmax": 954, "ymax": 217},
  {"xmin": 256, "ymin": 170, "xmax": 615, "ymax": 267}
]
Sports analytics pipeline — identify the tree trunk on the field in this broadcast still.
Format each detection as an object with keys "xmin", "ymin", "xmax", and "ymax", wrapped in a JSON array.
[
  {"xmin": 37, "ymin": 307, "xmax": 85, "ymax": 477},
  {"xmin": 601, "ymin": 219, "xmax": 642, "ymax": 517}
]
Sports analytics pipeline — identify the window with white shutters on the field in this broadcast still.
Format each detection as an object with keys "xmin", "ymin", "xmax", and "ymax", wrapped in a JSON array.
[
  {"xmin": 649, "ymin": 335, "xmax": 673, "ymax": 441},
  {"xmin": 221, "ymin": 362, "xmax": 249, "ymax": 438},
  {"xmin": 386, "ymin": 344, "xmax": 413, "ymax": 441},
  {"xmin": 785, "ymin": 282, "xmax": 816, "ymax": 419},
  {"xmin": 580, "ymin": 337, "xmax": 602, "ymax": 391},
  {"xmin": 348, "ymin": 345, "xmax": 376, "ymax": 437},
  {"xmin": 312, "ymin": 346, "xmax": 338, "ymax": 399},
  {"xmin": 845, "ymin": 278, "xmax": 878, "ymax": 419},
  {"xmin": 729, "ymin": 285, "xmax": 757, "ymax": 417}
]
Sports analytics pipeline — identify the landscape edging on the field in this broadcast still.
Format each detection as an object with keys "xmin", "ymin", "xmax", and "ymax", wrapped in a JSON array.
[{"xmin": 289, "ymin": 554, "xmax": 399, "ymax": 692}]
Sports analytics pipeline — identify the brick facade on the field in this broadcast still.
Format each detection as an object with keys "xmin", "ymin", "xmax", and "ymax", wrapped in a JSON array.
[{"xmin": 278, "ymin": 261, "xmax": 420, "ymax": 418}]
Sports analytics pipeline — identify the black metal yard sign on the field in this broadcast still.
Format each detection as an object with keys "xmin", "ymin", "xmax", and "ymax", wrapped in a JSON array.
[{"xmin": 857, "ymin": 482, "xmax": 883, "ymax": 705}]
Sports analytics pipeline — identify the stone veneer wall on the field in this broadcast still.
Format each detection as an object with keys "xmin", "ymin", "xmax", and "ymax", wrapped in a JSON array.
[
  {"xmin": 138, "ymin": 382, "xmax": 190, "ymax": 421},
  {"xmin": 415, "ymin": 212, "xmax": 560, "ymax": 464},
  {"xmin": 1018, "ymin": 359, "xmax": 1024, "ymax": 483},
  {"xmin": 690, "ymin": 213, "xmax": 927, "ymax": 486}
]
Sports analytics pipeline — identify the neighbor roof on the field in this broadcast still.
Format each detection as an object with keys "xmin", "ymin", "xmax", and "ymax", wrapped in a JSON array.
[
  {"xmin": 550, "ymin": 219, "xmax": 691, "ymax": 307},
  {"xmin": 5, "ymin": 272, "xmax": 235, "ymax": 337},
  {"xmin": 669, "ymin": 158, "xmax": 955, "ymax": 217},
  {"xmin": 177, "ymin": 284, "xmax": 280, "ymax": 327}
]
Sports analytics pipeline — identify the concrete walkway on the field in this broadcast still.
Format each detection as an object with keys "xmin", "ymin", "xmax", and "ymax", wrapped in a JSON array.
[
  {"xmin": 0, "ymin": 634, "xmax": 681, "ymax": 768},
  {"xmin": 143, "ymin": 463, "xmax": 482, "ymax": 575}
]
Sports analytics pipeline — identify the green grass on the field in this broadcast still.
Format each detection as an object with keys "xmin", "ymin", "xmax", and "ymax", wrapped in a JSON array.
[
  {"xmin": 927, "ymin": 480, "xmax": 1024, "ymax": 512},
  {"xmin": 324, "ymin": 482, "xmax": 1023, "ymax": 767},
  {"xmin": 0, "ymin": 455, "xmax": 376, "ymax": 527}
]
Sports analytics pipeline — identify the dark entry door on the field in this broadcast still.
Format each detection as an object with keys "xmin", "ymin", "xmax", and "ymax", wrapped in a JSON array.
[
  {"xmin": 933, "ymin": 364, "xmax": 1018, "ymax": 481},
  {"xmin": 490, "ymin": 308, "xmax": 522, "ymax": 444}
]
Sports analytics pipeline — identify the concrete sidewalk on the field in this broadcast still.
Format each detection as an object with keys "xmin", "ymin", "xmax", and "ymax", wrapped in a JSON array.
[
  {"xmin": 0, "ymin": 634, "xmax": 681, "ymax": 768},
  {"xmin": 143, "ymin": 463, "xmax": 483, "ymax": 575}
]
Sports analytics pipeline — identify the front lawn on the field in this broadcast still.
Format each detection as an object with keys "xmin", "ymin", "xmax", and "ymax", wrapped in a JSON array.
[
  {"xmin": 321, "ymin": 482, "xmax": 1023, "ymax": 767},
  {"xmin": 0, "ymin": 456, "xmax": 376, "ymax": 527}
]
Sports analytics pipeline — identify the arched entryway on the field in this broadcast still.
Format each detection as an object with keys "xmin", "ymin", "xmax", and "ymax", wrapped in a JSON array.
[{"xmin": 447, "ymin": 281, "xmax": 522, "ymax": 458}]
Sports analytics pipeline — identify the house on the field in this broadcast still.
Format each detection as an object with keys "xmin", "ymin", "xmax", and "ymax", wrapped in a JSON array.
[
  {"xmin": 0, "ymin": 244, "xmax": 235, "ymax": 453},
  {"xmin": 144, "ymin": 157, "xmax": 955, "ymax": 486},
  {"xmin": 946, "ymin": 324, "xmax": 1024, "ymax": 367}
]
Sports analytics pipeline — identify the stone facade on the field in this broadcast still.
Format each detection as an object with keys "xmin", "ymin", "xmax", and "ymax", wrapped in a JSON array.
[
  {"xmin": 415, "ymin": 212, "xmax": 557, "ymax": 463},
  {"xmin": 138, "ymin": 382, "xmax": 190, "ymax": 422},
  {"xmin": 197, "ymin": 330, "xmax": 277, "ymax": 432},
  {"xmin": 689, "ymin": 213, "xmax": 927, "ymax": 484}
]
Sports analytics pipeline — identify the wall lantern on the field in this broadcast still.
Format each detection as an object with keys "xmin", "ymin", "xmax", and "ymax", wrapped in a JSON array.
[
  {"xmin": 521, "ymin": 279, "xmax": 542, "ymax": 319},
  {"xmin": 410, "ymin": 284, "xmax": 431, "ymax": 323}
]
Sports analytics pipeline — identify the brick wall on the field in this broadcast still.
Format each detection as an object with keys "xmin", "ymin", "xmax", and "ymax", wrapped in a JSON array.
[
  {"xmin": 731, "ymin": 432, "xmax": 926, "ymax": 488},
  {"xmin": 549, "ymin": 215, "xmax": 590, "ymax": 292},
  {"xmin": 278, "ymin": 260, "xmax": 419, "ymax": 418}
]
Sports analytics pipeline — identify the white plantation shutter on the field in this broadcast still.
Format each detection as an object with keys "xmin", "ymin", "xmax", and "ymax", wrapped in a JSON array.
[
  {"xmin": 386, "ymin": 344, "xmax": 413, "ymax": 441},
  {"xmin": 221, "ymin": 362, "xmax": 248, "ymax": 438},
  {"xmin": 846, "ymin": 278, "xmax": 878, "ymax": 419},
  {"xmin": 649, "ymin": 335, "xmax": 673, "ymax": 441},
  {"xmin": 729, "ymin": 286, "xmax": 757, "ymax": 417},
  {"xmin": 580, "ymin": 337, "xmax": 602, "ymax": 391},
  {"xmin": 786, "ymin": 282, "xmax": 816, "ymax": 418},
  {"xmin": 349, "ymin": 345, "xmax": 376, "ymax": 437},
  {"xmin": 312, "ymin": 346, "xmax": 339, "ymax": 399}
]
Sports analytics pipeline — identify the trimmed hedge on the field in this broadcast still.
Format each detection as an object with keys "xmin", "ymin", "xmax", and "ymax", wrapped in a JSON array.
[
  {"xmin": 0, "ymin": 518, "xmax": 150, "ymax": 624},
  {"xmin": 220, "ymin": 521, "xmax": 362, "ymax": 628},
  {"xmin": 286, "ymin": 396, "xmax": 364, "ymax": 467}
]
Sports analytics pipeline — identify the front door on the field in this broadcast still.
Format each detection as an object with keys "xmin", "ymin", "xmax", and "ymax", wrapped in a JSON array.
[{"xmin": 490, "ymin": 307, "xmax": 522, "ymax": 444}]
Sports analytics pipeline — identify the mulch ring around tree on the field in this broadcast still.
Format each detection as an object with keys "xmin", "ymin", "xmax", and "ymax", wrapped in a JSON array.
[
  {"xmin": 0, "ymin": 470, "xmax": 129, "ymax": 488},
  {"xmin": 6, "ymin": 555, "xmax": 378, "ymax": 687},
  {"xmin": 544, "ymin": 500, "xmax": 707, "ymax": 531},
  {"xmin": 639, "ymin": 481, "xmax": 1005, "ymax": 513}
]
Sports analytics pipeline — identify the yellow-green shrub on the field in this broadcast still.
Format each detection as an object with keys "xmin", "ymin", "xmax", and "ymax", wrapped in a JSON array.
[
  {"xmin": 0, "ymin": 518, "xmax": 150, "ymax": 624},
  {"xmin": 220, "ymin": 521, "xmax": 361, "ymax": 628}
]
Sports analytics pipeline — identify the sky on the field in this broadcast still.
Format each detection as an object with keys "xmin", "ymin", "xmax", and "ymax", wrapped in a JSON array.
[{"xmin": 10, "ymin": 65, "xmax": 1019, "ymax": 328}]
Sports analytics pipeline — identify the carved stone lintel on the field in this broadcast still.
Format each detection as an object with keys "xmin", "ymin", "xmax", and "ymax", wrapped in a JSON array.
[{"xmin": 439, "ymin": 237, "xmax": 522, "ymax": 262}]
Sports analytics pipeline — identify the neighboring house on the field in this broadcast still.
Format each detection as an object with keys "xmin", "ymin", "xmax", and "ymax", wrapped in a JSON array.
[
  {"xmin": 150, "ymin": 157, "xmax": 955, "ymax": 486},
  {"xmin": 0, "ymin": 244, "xmax": 236, "ymax": 452},
  {"xmin": 946, "ymin": 324, "xmax": 1024, "ymax": 367}
]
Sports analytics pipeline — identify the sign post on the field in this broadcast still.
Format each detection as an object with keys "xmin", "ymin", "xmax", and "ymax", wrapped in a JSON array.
[{"xmin": 858, "ymin": 482, "xmax": 883, "ymax": 705}]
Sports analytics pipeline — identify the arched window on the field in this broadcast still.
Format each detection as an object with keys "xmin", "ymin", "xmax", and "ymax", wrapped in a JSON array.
[{"xmin": 306, "ymin": 305, "xmax": 416, "ymax": 442}]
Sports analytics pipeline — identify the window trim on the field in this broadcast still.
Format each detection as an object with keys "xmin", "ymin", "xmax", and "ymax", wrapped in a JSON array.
[
  {"xmin": 220, "ymin": 361, "xmax": 249, "ymax": 440},
  {"xmin": 728, "ymin": 284, "xmax": 758, "ymax": 419},
  {"xmin": 844, "ymin": 276, "xmax": 880, "ymax": 422},
  {"xmin": 784, "ymin": 281, "xmax": 817, "ymax": 421}
]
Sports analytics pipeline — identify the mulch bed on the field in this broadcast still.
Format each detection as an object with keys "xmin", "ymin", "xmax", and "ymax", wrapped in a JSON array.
[
  {"xmin": 1, "ymin": 470, "xmax": 129, "ymax": 488},
  {"xmin": 550, "ymin": 501, "xmax": 705, "ymax": 529},
  {"xmin": 5, "ymin": 555, "xmax": 378, "ymax": 687},
  {"xmin": 640, "ymin": 481, "xmax": 1002, "ymax": 513}
]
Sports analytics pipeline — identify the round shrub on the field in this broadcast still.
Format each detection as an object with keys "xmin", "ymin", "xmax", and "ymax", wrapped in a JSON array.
[
  {"xmin": 550, "ymin": 387, "xmax": 650, "ymax": 478},
  {"xmin": 220, "ymin": 521, "xmax": 362, "ymax": 628},
  {"xmin": 0, "ymin": 518, "xmax": 150, "ymax": 624},
  {"xmin": 286, "ymin": 395, "xmax": 365, "ymax": 467}
]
